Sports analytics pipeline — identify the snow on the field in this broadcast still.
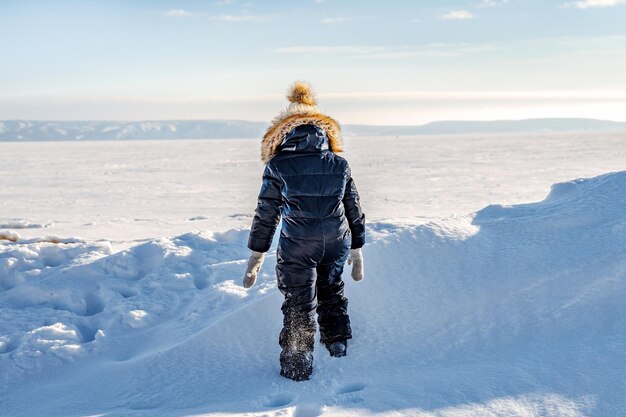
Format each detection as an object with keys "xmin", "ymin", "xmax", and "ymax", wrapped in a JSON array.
[
  {"xmin": 0, "ymin": 219, "xmax": 48, "ymax": 229},
  {"xmin": 0, "ymin": 134, "xmax": 625, "ymax": 416},
  {"xmin": 1, "ymin": 132, "xmax": 625, "ymax": 250}
]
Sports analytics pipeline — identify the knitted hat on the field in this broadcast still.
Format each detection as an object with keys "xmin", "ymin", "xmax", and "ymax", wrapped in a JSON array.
[{"xmin": 261, "ymin": 81, "xmax": 342, "ymax": 163}]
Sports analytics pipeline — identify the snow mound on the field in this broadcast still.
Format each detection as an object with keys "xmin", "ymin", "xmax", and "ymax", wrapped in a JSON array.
[
  {"xmin": 1, "ymin": 172, "xmax": 625, "ymax": 417},
  {"xmin": 0, "ymin": 228, "xmax": 256, "ymax": 381},
  {"xmin": 0, "ymin": 219, "xmax": 50, "ymax": 229}
]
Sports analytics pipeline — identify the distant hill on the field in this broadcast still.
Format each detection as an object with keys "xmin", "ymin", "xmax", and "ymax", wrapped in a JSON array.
[
  {"xmin": 345, "ymin": 118, "xmax": 626, "ymax": 136},
  {"xmin": 1, "ymin": 118, "xmax": 625, "ymax": 141},
  {"xmin": 0, "ymin": 120, "xmax": 266, "ymax": 141}
]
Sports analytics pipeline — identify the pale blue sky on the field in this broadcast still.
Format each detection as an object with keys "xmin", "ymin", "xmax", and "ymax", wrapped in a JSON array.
[{"xmin": 1, "ymin": 0, "xmax": 625, "ymax": 124}]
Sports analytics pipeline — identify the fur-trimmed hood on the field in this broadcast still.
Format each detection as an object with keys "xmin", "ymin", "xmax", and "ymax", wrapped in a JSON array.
[{"xmin": 261, "ymin": 81, "xmax": 343, "ymax": 163}]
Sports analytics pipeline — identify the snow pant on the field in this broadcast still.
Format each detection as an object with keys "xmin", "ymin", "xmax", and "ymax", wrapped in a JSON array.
[{"xmin": 275, "ymin": 232, "xmax": 352, "ymax": 366}]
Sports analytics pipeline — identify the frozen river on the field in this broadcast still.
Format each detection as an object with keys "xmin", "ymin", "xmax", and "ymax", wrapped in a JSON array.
[{"xmin": 1, "ymin": 132, "xmax": 625, "ymax": 248}]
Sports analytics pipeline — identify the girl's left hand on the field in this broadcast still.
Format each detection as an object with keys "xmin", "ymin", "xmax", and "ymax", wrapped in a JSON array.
[{"xmin": 347, "ymin": 248, "xmax": 364, "ymax": 282}]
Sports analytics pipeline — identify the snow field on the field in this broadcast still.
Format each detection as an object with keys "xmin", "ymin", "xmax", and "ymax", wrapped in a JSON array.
[
  {"xmin": 0, "ymin": 229, "xmax": 256, "ymax": 382},
  {"xmin": 1, "ymin": 171, "xmax": 625, "ymax": 416},
  {"xmin": 2, "ymin": 133, "xmax": 625, "ymax": 247}
]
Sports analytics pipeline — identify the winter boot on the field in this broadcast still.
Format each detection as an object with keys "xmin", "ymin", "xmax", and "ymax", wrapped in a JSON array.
[
  {"xmin": 325, "ymin": 340, "xmax": 347, "ymax": 357},
  {"xmin": 279, "ymin": 350, "xmax": 313, "ymax": 381}
]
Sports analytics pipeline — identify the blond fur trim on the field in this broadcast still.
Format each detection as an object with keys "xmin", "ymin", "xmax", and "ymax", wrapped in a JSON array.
[{"xmin": 261, "ymin": 82, "xmax": 342, "ymax": 163}]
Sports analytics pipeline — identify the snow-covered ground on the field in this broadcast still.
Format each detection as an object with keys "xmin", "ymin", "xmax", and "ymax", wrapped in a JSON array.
[
  {"xmin": 1, "ymin": 133, "xmax": 625, "ymax": 417},
  {"xmin": 2, "ymin": 132, "xmax": 625, "ymax": 249}
]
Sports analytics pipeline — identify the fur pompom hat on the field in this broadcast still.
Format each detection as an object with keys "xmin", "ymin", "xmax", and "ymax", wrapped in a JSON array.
[{"xmin": 261, "ymin": 81, "xmax": 343, "ymax": 163}]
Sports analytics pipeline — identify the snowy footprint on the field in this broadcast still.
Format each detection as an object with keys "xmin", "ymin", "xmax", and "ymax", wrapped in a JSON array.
[
  {"xmin": 335, "ymin": 382, "xmax": 366, "ymax": 395},
  {"xmin": 294, "ymin": 403, "xmax": 323, "ymax": 417},
  {"xmin": 330, "ymin": 382, "xmax": 367, "ymax": 405},
  {"xmin": 264, "ymin": 393, "xmax": 294, "ymax": 408}
]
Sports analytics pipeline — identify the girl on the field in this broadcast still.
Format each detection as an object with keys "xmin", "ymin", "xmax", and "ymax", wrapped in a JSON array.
[{"xmin": 243, "ymin": 81, "xmax": 365, "ymax": 381}]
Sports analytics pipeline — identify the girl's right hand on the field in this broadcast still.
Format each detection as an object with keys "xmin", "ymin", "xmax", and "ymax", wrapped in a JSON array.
[{"xmin": 243, "ymin": 251, "xmax": 266, "ymax": 288}]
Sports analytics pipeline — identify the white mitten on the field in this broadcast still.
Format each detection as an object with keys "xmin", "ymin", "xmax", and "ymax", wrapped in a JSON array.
[
  {"xmin": 347, "ymin": 248, "xmax": 364, "ymax": 282},
  {"xmin": 243, "ymin": 251, "xmax": 265, "ymax": 288}
]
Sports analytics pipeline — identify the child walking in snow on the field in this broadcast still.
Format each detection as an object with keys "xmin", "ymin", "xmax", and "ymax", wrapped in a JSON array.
[{"xmin": 243, "ymin": 81, "xmax": 366, "ymax": 381}]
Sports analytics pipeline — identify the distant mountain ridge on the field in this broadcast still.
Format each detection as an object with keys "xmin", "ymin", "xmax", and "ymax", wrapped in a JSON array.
[
  {"xmin": 346, "ymin": 118, "xmax": 626, "ymax": 136},
  {"xmin": 1, "ymin": 118, "xmax": 625, "ymax": 141},
  {"xmin": 0, "ymin": 120, "xmax": 266, "ymax": 141}
]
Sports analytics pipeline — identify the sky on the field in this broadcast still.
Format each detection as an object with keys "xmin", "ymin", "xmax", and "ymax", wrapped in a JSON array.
[{"xmin": 1, "ymin": 0, "xmax": 626, "ymax": 125}]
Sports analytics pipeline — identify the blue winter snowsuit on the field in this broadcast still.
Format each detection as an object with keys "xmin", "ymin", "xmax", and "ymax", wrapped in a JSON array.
[{"xmin": 248, "ymin": 124, "xmax": 365, "ymax": 363}]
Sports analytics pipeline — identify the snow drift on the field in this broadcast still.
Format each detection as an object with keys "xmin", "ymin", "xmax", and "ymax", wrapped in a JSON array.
[{"xmin": 1, "ymin": 171, "xmax": 625, "ymax": 417}]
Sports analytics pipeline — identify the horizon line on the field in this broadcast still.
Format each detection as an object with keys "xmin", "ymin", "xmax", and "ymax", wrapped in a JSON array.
[{"xmin": 2, "ymin": 116, "xmax": 626, "ymax": 127}]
